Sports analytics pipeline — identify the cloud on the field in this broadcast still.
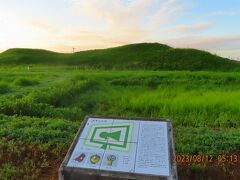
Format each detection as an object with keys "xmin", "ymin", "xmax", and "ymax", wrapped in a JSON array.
[
  {"xmin": 68, "ymin": 0, "xmax": 184, "ymax": 41},
  {"xmin": 50, "ymin": 0, "xmax": 185, "ymax": 52},
  {"xmin": 55, "ymin": 27, "xmax": 149, "ymax": 52},
  {"xmin": 205, "ymin": 10, "xmax": 238, "ymax": 17},
  {"xmin": 148, "ymin": 0, "xmax": 185, "ymax": 29},
  {"xmin": 52, "ymin": 1, "xmax": 240, "ymax": 54},
  {"xmin": 166, "ymin": 22, "xmax": 213, "ymax": 34},
  {"xmin": 219, "ymin": 49, "xmax": 240, "ymax": 60},
  {"xmin": 48, "ymin": 0, "xmax": 186, "ymax": 52},
  {"xmin": 26, "ymin": 18, "xmax": 58, "ymax": 34},
  {"xmin": 166, "ymin": 35, "xmax": 240, "ymax": 50}
]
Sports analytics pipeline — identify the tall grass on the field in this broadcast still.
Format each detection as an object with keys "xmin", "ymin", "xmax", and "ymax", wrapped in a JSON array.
[
  {"xmin": 1, "ymin": 71, "xmax": 240, "ymax": 128},
  {"xmin": 119, "ymin": 88, "xmax": 240, "ymax": 127},
  {"xmin": 0, "ymin": 69, "xmax": 240, "ymax": 179}
]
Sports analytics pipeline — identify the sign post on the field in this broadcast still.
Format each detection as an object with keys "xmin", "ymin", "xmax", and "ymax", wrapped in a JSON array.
[{"xmin": 59, "ymin": 116, "xmax": 177, "ymax": 180}]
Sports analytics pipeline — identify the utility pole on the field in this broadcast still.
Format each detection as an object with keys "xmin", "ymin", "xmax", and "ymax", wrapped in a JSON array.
[{"xmin": 72, "ymin": 47, "xmax": 75, "ymax": 53}]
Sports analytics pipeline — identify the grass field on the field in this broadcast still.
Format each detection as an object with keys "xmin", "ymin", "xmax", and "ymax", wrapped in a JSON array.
[{"xmin": 0, "ymin": 66, "xmax": 239, "ymax": 179}]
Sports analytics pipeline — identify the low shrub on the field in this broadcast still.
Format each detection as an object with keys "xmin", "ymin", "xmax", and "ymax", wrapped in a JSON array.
[
  {"xmin": 13, "ymin": 78, "xmax": 39, "ymax": 86},
  {"xmin": 0, "ymin": 83, "xmax": 11, "ymax": 94}
]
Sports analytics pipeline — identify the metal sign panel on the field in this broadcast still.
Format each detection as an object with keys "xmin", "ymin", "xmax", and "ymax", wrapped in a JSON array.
[{"xmin": 59, "ymin": 116, "xmax": 177, "ymax": 180}]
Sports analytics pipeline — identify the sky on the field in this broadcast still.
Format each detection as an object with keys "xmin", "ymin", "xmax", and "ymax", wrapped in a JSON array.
[{"xmin": 0, "ymin": 0, "xmax": 240, "ymax": 59}]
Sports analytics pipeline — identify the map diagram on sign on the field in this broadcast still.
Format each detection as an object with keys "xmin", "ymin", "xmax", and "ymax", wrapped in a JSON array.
[
  {"xmin": 84, "ymin": 123, "xmax": 133, "ymax": 151},
  {"xmin": 67, "ymin": 117, "xmax": 170, "ymax": 177}
]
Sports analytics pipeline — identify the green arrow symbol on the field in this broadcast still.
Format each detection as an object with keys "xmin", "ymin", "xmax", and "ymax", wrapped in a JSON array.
[{"xmin": 101, "ymin": 143, "xmax": 108, "ymax": 150}]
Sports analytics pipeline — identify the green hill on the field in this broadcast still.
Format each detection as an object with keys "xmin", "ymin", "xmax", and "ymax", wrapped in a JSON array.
[{"xmin": 0, "ymin": 43, "xmax": 239, "ymax": 71}]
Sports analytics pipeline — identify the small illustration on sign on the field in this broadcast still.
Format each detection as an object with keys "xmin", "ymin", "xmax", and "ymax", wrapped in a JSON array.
[
  {"xmin": 74, "ymin": 153, "xmax": 86, "ymax": 163},
  {"xmin": 107, "ymin": 155, "xmax": 117, "ymax": 166}
]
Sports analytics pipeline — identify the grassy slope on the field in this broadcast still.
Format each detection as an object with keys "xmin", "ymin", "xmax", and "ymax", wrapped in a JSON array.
[{"xmin": 0, "ymin": 43, "xmax": 239, "ymax": 71}]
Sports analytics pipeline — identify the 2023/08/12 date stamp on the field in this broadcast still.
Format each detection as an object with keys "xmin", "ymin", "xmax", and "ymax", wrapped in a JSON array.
[{"xmin": 173, "ymin": 154, "xmax": 240, "ymax": 164}]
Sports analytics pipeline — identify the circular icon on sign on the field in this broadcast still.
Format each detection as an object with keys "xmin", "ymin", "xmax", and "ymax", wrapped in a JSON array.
[
  {"xmin": 107, "ymin": 155, "xmax": 116, "ymax": 166},
  {"xmin": 90, "ymin": 154, "xmax": 101, "ymax": 164}
]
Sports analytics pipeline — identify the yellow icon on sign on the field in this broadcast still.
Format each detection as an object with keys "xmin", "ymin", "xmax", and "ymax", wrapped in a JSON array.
[{"xmin": 90, "ymin": 154, "xmax": 100, "ymax": 164}]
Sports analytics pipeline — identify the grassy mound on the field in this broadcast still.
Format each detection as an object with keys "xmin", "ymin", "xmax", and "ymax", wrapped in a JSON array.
[{"xmin": 0, "ymin": 43, "xmax": 239, "ymax": 71}]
